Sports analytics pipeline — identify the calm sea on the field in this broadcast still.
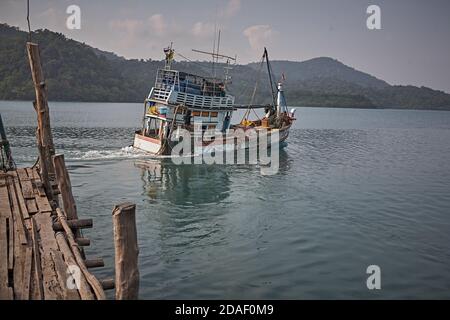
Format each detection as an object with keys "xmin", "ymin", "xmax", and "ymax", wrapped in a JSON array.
[{"xmin": 1, "ymin": 100, "xmax": 450, "ymax": 299}]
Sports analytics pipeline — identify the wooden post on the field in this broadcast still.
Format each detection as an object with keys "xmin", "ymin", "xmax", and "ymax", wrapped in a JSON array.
[
  {"xmin": 112, "ymin": 202, "xmax": 139, "ymax": 300},
  {"xmin": 26, "ymin": 42, "xmax": 55, "ymax": 202},
  {"xmin": 52, "ymin": 155, "xmax": 78, "ymax": 221}
]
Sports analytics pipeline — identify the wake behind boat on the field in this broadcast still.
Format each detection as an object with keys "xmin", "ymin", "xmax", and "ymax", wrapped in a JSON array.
[{"xmin": 133, "ymin": 45, "xmax": 296, "ymax": 156}]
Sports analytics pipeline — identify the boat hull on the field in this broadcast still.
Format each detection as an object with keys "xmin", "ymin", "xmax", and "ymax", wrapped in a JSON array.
[
  {"xmin": 133, "ymin": 125, "xmax": 291, "ymax": 156},
  {"xmin": 133, "ymin": 133, "xmax": 161, "ymax": 154}
]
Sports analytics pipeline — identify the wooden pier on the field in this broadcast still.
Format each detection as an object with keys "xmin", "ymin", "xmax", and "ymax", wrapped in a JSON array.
[
  {"xmin": 0, "ymin": 165, "xmax": 106, "ymax": 300},
  {"xmin": 0, "ymin": 41, "xmax": 139, "ymax": 300}
]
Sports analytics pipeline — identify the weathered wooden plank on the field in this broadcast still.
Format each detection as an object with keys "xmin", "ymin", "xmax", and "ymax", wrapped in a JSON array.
[
  {"xmin": 8, "ymin": 177, "xmax": 28, "ymax": 245},
  {"xmin": 7, "ymin": 215, "xmax": 14, "ymax": 271},
  {"xmin": 0, "ymin": 181, "xmax": 11, "ymax": 219},
  {"xmin": 35, "ymin": 182, "xmax": 46, "ymax": 197},
  {"xmin": 35, "ymin": 195, "xmax": 52, "ymax": 213},
  {"xmin": 33, "ymin": 211, "xmax": 63, "ymax": 300},
  {"xmin": 31, "ymin": 167, "xmax": 41, "ymax": 181},
  {"xmin": 17, "ymin": 168, "xmax": 34, "ymax": 199},
  {"xmin": 13, "ymin": 220, "xmax": 26, "ymax": 299},
  {"xmin": 0, "ymin": 217, "xmax": 13, "ymax": 300},
  {"xmin": 0, "ymin": 177, "xmax": 14, "ymax": 271},
  {"xmin": 21, "ymin": 246, "xmax": 33, "ymax": 300},
  {"xmin": 14, "ymin": 178, "xmax": 30, "ymax": 220},
  {"xmin": 55, "ymin": 232, "xmax": 94, "ymax": 300},
  {"xmin": 50, "ymin": 249, "xmax": 81, "ymax": 300},
  {"xmin": 29, "ymin": 217, "xmax": 43, "ymax": 300},
  {"xmin": 26, "ymin": 199, "xmax": 38, "ymax": 215},
  {"xmin": 26, "ymin": 168, "xmax": 35, "ymax": 179}
]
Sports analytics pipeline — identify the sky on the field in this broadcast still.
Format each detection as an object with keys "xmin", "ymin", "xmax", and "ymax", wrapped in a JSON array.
[{"xmin": 1, "ymin": 0, "xmax": 450, "ymax": 92}]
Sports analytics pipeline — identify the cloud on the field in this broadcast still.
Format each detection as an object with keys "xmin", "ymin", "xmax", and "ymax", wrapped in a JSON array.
[
  {"xmin": 109, "ymin": 14, "xmax": 170, "ymax": 39},
  {"xmin": 191, "ymin": 21, "xmax": 216, "ymax": 38},
  {"xmin": 147, "ymin": 14, "xmax": 166, "ymax": 36},
  {"xmin": 109, "ymin": 18, "xmax": 145, "ymax": 38},
  {"xmin": 243, "ymin": 25, "xmax": 276, "ymax": 51},
  {"xmin": 222, "ymin": 0, "xmax": 241, "ymax": 18}
]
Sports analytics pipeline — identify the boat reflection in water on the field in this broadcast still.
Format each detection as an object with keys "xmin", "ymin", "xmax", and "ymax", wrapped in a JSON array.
[
  {"xmin": 133, "ymin": 145, "xmax": 291, "ymax": 206},
  {"xmin": 134, "ymin": 159, "xmax": 232, "ymax": 206}
]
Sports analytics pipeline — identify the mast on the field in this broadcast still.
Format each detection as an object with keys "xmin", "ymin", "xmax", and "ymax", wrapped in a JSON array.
[
  {"xmin": 264, "ymin": 47, "xmax": 277, "ymax": 108},
  {"xmin": 164, "ymin": 42, "xmax": 174, "ymax": 70}
]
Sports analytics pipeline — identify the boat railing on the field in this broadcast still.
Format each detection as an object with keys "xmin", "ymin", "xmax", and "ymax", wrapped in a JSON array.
[
  {"xmin": 151, "ymin": 87, "xmax": 172, "ymax": 101},
  {"xmin": 173, "ymin": 91, "xmax": 234, "ymax": 109}
]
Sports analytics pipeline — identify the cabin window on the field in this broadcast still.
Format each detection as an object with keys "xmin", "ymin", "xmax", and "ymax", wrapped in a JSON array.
[
  {"xmin": 201, "ymin": 111, "xmax": 209, "ymax": 117},
  {"xmin": 207, "ymin": 125, "xmax": 216, "ymax": 130},
  {"xmin": 210, "ymin": 112, "xmax": 218, "ymax": 117},
  {"xmin": 192, "ymin": 111, "xmax": 201, "ymax": 116}
]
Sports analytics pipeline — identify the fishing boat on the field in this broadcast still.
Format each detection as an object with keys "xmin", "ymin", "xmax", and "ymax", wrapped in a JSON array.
[{"xmin": 133, "ymin": 44, "xmax": 296, "ymax": 157}]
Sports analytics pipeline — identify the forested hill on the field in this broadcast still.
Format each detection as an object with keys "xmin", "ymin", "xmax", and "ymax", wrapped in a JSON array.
[{"xmin": 2, "ymin": 23, "xmax": 450, "ymax": 110}]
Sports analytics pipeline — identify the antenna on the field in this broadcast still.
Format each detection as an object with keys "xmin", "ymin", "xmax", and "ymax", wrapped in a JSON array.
[
  {"xmin": 192, "ymin": 31, "xmax": 237, "ymax": 87},
  {"xmin": 191, "ymin": 49, "xmax": 236, "ymax": 62}
]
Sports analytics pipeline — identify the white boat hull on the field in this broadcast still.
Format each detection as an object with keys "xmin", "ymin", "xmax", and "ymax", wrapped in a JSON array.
[{"xmin": 133, "ymin": 126, "xmax": 290, "ymax": 156}]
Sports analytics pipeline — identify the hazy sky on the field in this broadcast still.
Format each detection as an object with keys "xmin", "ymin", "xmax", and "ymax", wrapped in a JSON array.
[{"xmin": 1, "ymin": 0, "xmax": 450, "ymax": 92}]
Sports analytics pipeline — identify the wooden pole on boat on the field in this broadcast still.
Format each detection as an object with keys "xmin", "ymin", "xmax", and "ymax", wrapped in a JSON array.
[
  {"xmin": 112, "ymin": 202, "xmax": 139, "ymax": 300},
  {"xmin": 26, "ymin": 42, "xmax": 55, "ymax": 202}
]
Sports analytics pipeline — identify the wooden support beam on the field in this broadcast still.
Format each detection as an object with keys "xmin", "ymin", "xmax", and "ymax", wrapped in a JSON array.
[
  {"xmin": 84, "ymin": 258, "xmax": 104, "ymax": 269},
  {"xmin": 100, "ymin": 278, "xmax": 115, "ymax": 291},
  {"xmin": 53, "ymin": 219, "xmax": 93, "ymax": 232},
  {"xmin": 112, "ymin": 202, "xmax": 139, "ymax": 300},
  {"xmin": 56, "ymin": 208, "xmax": 106, "ymax": 300},
  {"xmin": 50, "ymin": 249, "xmax": 81, "ymax": 300},
  {"xmin": 75, "ymin": 238, "xmax": 90, "ymax": 247},
  {"xmin": 53, "ymin": 155, "xmax": 78, "ymax": 221},
  {"xmin": 55, "ymin": 232, "xmax": 94, "ymax": 300},
  {"xmin": 26, "ymin": 42, "xmax": 55, "ymax": 203}
]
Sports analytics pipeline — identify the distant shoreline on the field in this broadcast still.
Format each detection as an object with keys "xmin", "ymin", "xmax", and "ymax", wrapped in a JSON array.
[{"xmin": 1, "ymin": 100, "xmax": 449, "ymax": 112}]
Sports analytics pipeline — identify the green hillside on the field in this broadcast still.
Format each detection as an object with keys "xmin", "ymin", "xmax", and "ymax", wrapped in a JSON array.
[{"xmin": 1, "ymin": 23, "xmax": 450, "ymax": 110}]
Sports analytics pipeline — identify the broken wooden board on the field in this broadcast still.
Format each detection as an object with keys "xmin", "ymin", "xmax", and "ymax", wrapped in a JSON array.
[
  {"xmin": 16, "ymin": 169, "xmax": 34, "ymax": 199},
  {"xmin": 14, "ymin": 178, "xmax": 30, "ymax": 220},
  {"xmin": 33, "ymin": 211, "xmax": 64, "ymax": 300},
  {"xmin": 26, "ymin": 199, "xmax": 38, "ymax": 215},
  {"xmin": 35, "ymin": 195, "xmax": 52, "ymax": 213}
]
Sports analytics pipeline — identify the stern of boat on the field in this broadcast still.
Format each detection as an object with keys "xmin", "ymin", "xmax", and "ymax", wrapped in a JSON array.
[{"xmin": 133, "ymin": 130, "xmax": 161, "ymax": 154}]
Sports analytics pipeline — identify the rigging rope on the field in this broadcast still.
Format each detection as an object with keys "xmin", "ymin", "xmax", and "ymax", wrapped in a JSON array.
[
  {"xmin": 241, "ymin": 52, "xmax": 266, "ymax": 123},
  {"xmin": 175, "ymin": 52, "xmax": 218, "ymax": 78}
]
